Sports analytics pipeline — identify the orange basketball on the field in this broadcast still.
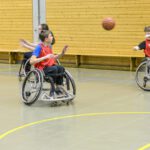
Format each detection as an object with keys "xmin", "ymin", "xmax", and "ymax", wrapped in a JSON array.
[{"xmin": 102, "ymin": 18, "xmax": 115, "ymax": 30}]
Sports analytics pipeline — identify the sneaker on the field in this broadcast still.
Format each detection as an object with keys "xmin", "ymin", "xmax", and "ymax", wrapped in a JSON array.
[
  {"xmin": 55, "ymin": 86, "xmax": 68, "ymax": 96},
  {"xmin": 55, "ymin": 87, "xmax": 63, "ymax": 95},
  {"xmin": 50, "ymin": 91, "xmax": 55, "ymax": 97}
]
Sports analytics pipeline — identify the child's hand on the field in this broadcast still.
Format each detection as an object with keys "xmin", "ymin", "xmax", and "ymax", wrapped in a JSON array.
[
  {"xmin": 133, "ymin": 46, "xmax": 139, "ymax": 51},
  {"xmin": 20, "ymin": 39, "xmax": 27, "ymax": 47},
  {"xmin": 61, "ymin": 45, "xmax": 68, "ymax": 55},
  {"xmin": 45, "ymin": 54, "xmax": 55, "ymax": 59},
  {"xmin": 54, "ymin": 45, "xmax": 69, "ymax": 60}
]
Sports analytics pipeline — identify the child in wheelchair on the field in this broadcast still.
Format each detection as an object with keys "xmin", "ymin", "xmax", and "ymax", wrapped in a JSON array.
[
  {"xmin": 30, "ymin": 30, "xmax": 68, "ymax": 97},
  {"xmin": 133, "ymin": 26, "xmax": 150, "ymax": 90},
  {"xmin": 20, "ymin": 23, "xmax": 55, "ymax": 73},
  {"xmin": 133, "ymin": 26, "xmax": 150, "ymax": 57},
  {"xmin": 133, "ymin": 26, "xmax": 150, "ymax": 73}
]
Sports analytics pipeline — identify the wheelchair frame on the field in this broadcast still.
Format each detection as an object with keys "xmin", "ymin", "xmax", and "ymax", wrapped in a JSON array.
[{"xmin": 21, "ymin": 68, "xmax": 76, "ymax": 105}]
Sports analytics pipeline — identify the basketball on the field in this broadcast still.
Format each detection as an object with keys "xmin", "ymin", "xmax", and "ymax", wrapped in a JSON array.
[{"xmin": 102, "ymin": 18, "xmax": 115, "ymax": 30}]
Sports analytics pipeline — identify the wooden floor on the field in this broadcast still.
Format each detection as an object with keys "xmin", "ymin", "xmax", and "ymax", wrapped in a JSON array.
[{"xmin": 0, "ymin": 64, "xmax": 150, "ymax": 150}]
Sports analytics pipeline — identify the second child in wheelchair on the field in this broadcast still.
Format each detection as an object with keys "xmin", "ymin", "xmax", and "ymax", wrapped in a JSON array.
[
  {"xmin": 30, "ymin": 30, "xmax": 68, "ymax": 97},
  {"xmin": 133, "ymin": 26, "xmax": 150, "ymax": 90},
  {"xmin": 133, "ymin": 26, "xmax": 150, "ymax": 57}
]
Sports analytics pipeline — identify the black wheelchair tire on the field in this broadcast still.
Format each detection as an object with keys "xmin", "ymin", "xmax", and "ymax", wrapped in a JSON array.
[
  {"xmin": 135, "ymin": 61, "xmax": 150, "ymax": 91},
  {"xmin": 64, "ymin": 70, "xmax": 76, "ymax": 98},
  {"xmin": 22, "ymin": 69, "xmax": 43, "ymax": 105}
]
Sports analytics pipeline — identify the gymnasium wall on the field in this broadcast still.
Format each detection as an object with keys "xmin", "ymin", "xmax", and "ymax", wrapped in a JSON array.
[
  {"xmin": 0, "ymin": 0, "xmax": 148, "ymax": 70},
  {"xmin": 0, "ymin": 0, "xmax": 33, "ymax": 50},
  {"xmin": 46, "ymin": 0, "xmax": 149, "ymax": 69}
]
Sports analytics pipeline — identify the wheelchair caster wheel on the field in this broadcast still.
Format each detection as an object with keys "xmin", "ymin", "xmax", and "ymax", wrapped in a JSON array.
[
  {"xmin": 66, "ymin": 101, "xmax": 70, "ymax": 105},
  {"xmin": 51, "ymin": 102, "xmax": 58, "ymax": 107},
  {"xmin": 25, "ymin": 91, "xmax": 31, "ymax": 97}
]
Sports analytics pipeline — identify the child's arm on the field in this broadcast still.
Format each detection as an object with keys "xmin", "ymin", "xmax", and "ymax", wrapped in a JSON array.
[
  {"xmin": 30, "ymin": 54, "xmax": 55, "ymax": 65},
  {"xmin": 133, "ymin": 41, "xmax": 145, "ymax": 51},
  {"xmin": 20, "ymin": 39, "xmax": 38, "ymax": 51},
  {"xmin": 54, "ymin": 45, "xmax": 68, "ymax": 59},
  {"xmin": 133, "ymin": 46, "xmax": 140, "ymax": 50},
  {"xmin": 30, "ymin": 45, "xmax": 55, "ymax": 65}
]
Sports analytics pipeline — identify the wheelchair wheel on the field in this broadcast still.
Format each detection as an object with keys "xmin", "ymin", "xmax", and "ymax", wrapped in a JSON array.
[
  {"xmin": 22, "ymin": 69, "xmax": 43, "ymax": 105},
  {"xmin": 18, "ymin": 60, "xmax": 25, "ymax": 81},
  {"xmin": 18, "ymin": 58, "xmax": 34, "ymax": 81},
  {"xmin": 135, "ymin": 61, "xmax": 150, "ymax": 91},
  {"xmin": 63, "ymin": 70, "xmax": 76, "ymax": 100}
]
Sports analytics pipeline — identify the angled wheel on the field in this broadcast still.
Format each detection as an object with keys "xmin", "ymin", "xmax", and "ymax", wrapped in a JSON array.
[
  {"xmin": 63, "ymin": 70, "xmax": 76, "ymax": 100},
  {"xmin": 18, "ymin": 60, "xmax": 25, "ymax": 81},
  {"xmin": 23, "ymin": 58, "xmax": 34, "ymax": 76},
  {"xmin": 21, "ymin": 69, "xmax": 43, "ymax": 105},
  {"xmin": 135, "ymin": 61, "xmax": 150, "ymax": 91},
  {"xmin": 18, "ymin": 58, "xmax": 34, "ymax": 81}
]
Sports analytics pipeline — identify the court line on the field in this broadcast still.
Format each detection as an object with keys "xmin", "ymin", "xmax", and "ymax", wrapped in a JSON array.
[
  {"xmin": 0, "ymin": 112, "xmax": 150, "ymax": 150},
  {"xmin": 138, "ymin": 144, "xmax": 150, "ymax": 150}
]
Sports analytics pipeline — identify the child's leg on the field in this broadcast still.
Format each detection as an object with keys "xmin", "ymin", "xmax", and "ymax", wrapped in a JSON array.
[
  {"xmin": 43, "ymin": 66, "xmax": 58, "ymax": 83},
  {"xmin": 43, "ymin": 66, "xmax": 59, "ymax": 96},
  {"xmin": 55, "ymin": 65, "xmax": 65, "ymax": 85},
  {"xmin": 24, "ymin": 52, "xmax": 32, "ymax": 59}
]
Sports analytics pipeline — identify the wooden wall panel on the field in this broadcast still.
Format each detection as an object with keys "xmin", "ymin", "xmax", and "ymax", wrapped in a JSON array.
[
  {"xmin": 46, "ymin": 0, "xmax": 149, "ymax": 57},
  {"xmin": 0, "ymin": 0, "xmax": 33, "ymax": 50}
]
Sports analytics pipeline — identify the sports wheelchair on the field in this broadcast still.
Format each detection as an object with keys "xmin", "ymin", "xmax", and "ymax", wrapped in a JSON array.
[
  {"xmin": 135, "ymin": 57, "xmax": 150, "ymax": 91},
  {"xmin": 19, "ymin": 58, "xmax": 76, "ymax": 105}
]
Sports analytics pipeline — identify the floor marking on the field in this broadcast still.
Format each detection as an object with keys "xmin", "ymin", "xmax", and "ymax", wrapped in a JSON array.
[
  {"xmin": 0, "ymin": 112, "xmax": 150, "ymax": 150},
  {"xmin": 138, "ymin": 144, "xmax": 150, "ymax": 150}
]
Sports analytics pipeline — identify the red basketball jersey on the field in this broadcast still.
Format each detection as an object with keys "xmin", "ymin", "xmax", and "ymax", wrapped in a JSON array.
[
  {"xmin": 34, "ymin": 44, "xmax": 56, "ymax": 70},
  {"xmin": 144, "ymin": 39, "xmax": 150, "ymax": 57}
]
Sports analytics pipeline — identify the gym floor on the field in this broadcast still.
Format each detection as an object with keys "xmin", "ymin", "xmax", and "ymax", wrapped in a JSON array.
[{"xmin": 0, "ymin": 64, "xmax": 150, "ymax": 150}]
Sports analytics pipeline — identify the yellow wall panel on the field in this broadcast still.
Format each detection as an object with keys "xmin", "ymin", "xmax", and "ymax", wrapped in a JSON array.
[
  {"xmin": 0, "ymin": 0, "xmax": 33, "ymax": 49},
  {"xmin": 46, "ymin": 0, "xmax": 150, "ymax": 57}
]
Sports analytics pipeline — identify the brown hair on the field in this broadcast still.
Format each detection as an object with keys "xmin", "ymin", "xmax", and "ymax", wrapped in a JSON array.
[
  {"xmin": 39, "ymin": 23, "xmax": 55, "ymax": 44},
  {"xmin": 39, "ymin": 30, "xmax": 52, "ymax": 42},
  {"xmin": 41, "ymin": 23, "xmax": 49, "ymax": 30},
  {"xmin": 144, "ymin": 26, "xmax": 150, "ymax": 32}
]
